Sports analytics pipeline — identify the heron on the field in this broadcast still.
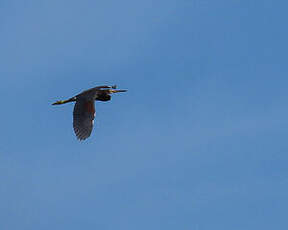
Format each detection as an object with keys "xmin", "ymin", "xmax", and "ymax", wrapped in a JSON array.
[{"xmin": 52, "ymin": 85, "xmax": 127, "ymax": 140}]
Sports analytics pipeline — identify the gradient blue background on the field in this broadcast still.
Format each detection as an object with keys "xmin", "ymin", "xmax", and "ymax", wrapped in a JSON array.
[{"xmin": 1, "ymin": 0, "xmax": 288, "ymax": 229}]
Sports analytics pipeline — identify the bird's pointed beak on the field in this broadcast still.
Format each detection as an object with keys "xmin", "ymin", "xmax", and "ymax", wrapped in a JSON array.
[{"xmin": 109, "ymin": 89, "xmax": 127, "ymax": 94}]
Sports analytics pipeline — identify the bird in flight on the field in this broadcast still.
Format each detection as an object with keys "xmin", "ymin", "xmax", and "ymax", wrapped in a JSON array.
[{"xmin": 52, "ymin": 85, "xmax": 127, "ymax": 140}]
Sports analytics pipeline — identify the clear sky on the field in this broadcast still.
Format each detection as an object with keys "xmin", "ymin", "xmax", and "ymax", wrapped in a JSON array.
[{"xmin": 1, "ymin": 0, "xmax": 288, "ymax": 229}]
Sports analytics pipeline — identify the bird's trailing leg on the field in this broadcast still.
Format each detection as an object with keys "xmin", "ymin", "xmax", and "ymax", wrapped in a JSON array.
[{"xmin": 52, "ymin": 97, "xmax": 76, "ymax": 105}]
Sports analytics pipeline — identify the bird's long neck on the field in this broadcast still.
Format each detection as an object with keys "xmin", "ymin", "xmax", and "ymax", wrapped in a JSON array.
[
  {"xmin": 52, "ymin": 97, "xmax": 76, "ymax": 105},
  {"xmin": 96, "ymin": 93, "xmax": 111, "ymax": 101}
]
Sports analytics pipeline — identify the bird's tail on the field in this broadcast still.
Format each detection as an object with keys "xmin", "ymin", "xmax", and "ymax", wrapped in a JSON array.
[{"xmin": 52, "ymin": 97, "xmax": 76, "ymax": 105}]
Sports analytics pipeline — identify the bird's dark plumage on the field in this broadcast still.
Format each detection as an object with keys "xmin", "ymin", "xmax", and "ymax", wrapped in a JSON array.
[{"xmin": 52, "ymin": 85, "xmax": 127, "ymax": 140}]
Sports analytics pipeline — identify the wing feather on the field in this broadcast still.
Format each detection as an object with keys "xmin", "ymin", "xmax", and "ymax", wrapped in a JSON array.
[{"xmin": 73, "ymin": 98, "xmax": 95, "ymax": 140}]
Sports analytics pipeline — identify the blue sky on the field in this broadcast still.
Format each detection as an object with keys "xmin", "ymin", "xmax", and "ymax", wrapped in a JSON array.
[{"xmin": 1, "ymin": 0, "xmax": 288, "ymax": 229}]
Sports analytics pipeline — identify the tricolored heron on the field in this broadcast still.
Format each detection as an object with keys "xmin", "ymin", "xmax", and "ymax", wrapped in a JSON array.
[{"xmin": 52, "ymin": 85, "xmax": 127, "ymax": 140}]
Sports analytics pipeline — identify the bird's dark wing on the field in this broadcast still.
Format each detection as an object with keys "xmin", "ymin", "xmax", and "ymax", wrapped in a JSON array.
[{"xmin": 73, "ymin": 98, "xmax": 95, "ymax": 140}]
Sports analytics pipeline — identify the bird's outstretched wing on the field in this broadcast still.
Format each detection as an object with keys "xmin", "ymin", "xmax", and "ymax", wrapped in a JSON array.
[{"xmin": 73, "ymin": 98, "xmax": 95, "ymax": 140}]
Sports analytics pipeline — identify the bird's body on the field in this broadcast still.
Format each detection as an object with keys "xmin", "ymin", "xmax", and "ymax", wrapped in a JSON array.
[{"xmin": 52, "ymin": 85, "xmax": 127, "ymax": 140}]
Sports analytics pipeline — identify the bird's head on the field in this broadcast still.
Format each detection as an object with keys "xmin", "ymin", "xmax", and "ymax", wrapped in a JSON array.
[
  {"xmin": 108, "ymin": 89, "xmax": 127, "ymax": 94},
  {"xmin": 96, "ymin": 88, "xmax": 127, "ymax": 101}
]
